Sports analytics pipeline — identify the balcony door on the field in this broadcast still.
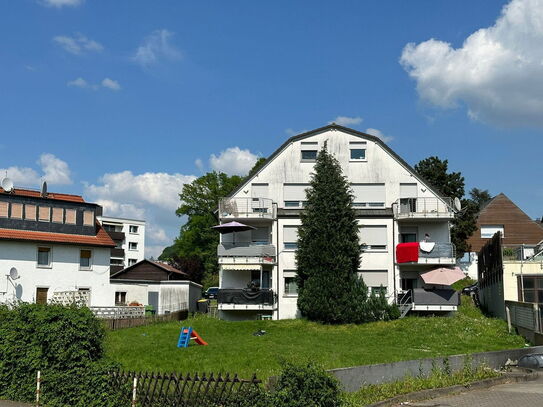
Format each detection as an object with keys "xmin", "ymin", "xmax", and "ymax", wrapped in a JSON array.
[
  {"xmin": 251, "ymin": 183, "xmax": 269, "ymax": 213},
  {"xmin": 400, "ymin": 227, "xmax": 418, "ymax": 243},
  {"xmin": 400, "ymin": 183, "xmax": 418, "ymax": 213}
]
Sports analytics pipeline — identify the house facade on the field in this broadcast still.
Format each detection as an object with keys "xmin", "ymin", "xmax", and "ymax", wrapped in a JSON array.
[
  {"xmin": 0, "ymin": 186, "xmax": 115, "ymax": 306},
  {"xmin": 97, "ymin": 215, "xmax": 146, "ymax": 274},
  {"xmin": 459, "ymin": 193, "xmax": 543, "ymax": 279},
  {"xmin": 216, "ymin": 125, "xmax": 457, "ymax": 321}
]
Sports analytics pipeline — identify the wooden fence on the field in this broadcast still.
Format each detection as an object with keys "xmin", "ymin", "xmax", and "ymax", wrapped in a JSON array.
[
  {"xmin": 102, "ymin": 309, "xmax": 189, "ymax": 330},
  {"xmin": 110, "ymin": 370, "xmax": 261, "ymax": 407}
]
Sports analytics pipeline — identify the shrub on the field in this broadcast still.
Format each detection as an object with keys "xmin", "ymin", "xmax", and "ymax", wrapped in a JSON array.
[{"xmin": 0, "ymin": 303, "xmax": 122, "ymax": 406}]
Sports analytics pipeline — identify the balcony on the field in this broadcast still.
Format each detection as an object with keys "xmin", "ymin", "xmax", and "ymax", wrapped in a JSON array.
[
  {"xmin": 217, "ymin": 289, "xmax": 276, "ymax": 311},
  {"xmin": 111, "ymin": 248, "xmax": 125, "ymax": 258},
  {"xmin": 218, "ymin": 243, "xmax": 276, "ymax": 265},
  {"xmin": 107, "ymin": 230, "xmax": 125, "ymax": 241},
  {"xmin": 397, "ymin": 242, "xmax": 456, "ymax": 265},
  {"xmin": 394, "ymin": 197, "xmax": 454, "ymax": 220},
  {"xmin": 398, "ymin": 288, "xmax": 460, "ymax": 313},
  {"xmin": 219, "ymin": 197, "xmax": 275, "ymax": 220}
]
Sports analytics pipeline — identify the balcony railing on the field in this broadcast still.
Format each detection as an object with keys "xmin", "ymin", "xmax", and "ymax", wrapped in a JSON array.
[
  {"xmin": 397, "ymin": 242, "xmax": 456, "ymax": 265},
  {"xmin": 218, "ymin": 243, "xmax": 276, "ymax": 264},
  {"xmin": 397, "ymin": 288, "xmax": 460, "ymax": 312},
  {"xmin": 111, "ymin": 248, "xmax": 125, "ymax": 258},
  {"xmin": 217, "ymin": 289, "xmax": 276, "ymax": 305},
  {"xmin": 219, "ymin": 197, "xmax": 275, "ymax": 219},
  {"xmin": 394, "ymin": 197, "xmax": 454, "ymax": 219},
  {"xmin": 107, "ymin": 231, "xmax": 125, "ymax": 241}
]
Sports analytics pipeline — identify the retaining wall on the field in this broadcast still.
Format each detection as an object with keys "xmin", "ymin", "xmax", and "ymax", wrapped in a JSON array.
[{"xmin": 329, "ymin": 346, "xmax": 543, "ymax": 392}]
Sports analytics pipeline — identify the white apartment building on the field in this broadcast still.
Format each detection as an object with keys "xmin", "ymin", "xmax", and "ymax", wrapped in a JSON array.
[
  {"xmin": 0, "ymin": 186, "xmax": 115, "ymax": 306},
  {"xmin": 97, "ymin": 216, "xmax": 146, "ymax": 273},
  {"xmin": 216, "ymin": 124, "xmax": 458, "ymax": 321}
]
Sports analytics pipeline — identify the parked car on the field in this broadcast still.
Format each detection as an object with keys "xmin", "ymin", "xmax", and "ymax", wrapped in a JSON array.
[
  {"xmin": 204, "ymin": 287, "xmax": 219, "ymax": 299},
  {"xmin": 518, "ymin": 354, "xmax": 543, "ymax": 369}
]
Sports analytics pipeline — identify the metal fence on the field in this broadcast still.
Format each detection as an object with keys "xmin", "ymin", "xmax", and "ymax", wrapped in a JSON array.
[{"xmin": 110, "ymin": 370, "xmax": 261, "ymax": 407}]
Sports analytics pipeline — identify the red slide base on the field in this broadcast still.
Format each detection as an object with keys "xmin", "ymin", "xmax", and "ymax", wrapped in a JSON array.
[{"xmin": 191, "ymin": 330, "xmax": 208, "ymax": 346}]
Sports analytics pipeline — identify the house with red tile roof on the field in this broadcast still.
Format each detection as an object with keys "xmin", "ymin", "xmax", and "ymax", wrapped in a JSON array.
[{"xmin": 0, "ymin": 185, "xmax": 116, "ymax": 306}]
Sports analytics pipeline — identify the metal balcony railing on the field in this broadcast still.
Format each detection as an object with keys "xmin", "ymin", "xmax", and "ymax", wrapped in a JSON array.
[
  {"xmin": 217, "ymin": 243, "xmax": 276, "ymax": 264},
  {"xmin": 219, "ymin": 197, "xmax": 275, "ymax": 219},
  {"xmin": 217, "ymin": 289, "xmax": 276, "ymax": 305},
  {"xmin": 419, "ymin": 242, "xmax": 456, "ymax": 263},
  {"xmin": 394, "ymin": 197, "xmax": 454, "ymax": 218}
]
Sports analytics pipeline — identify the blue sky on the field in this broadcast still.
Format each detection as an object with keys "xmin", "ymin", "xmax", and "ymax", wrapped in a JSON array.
[{"xmin": 1, "ymin": 0, "xmax": 542, "ymax": 256}]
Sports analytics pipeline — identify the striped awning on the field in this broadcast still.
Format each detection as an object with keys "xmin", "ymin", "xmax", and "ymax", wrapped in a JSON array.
[{"xmin": 221, "ymin": 264, "xmax": 262, "ymax": 271}]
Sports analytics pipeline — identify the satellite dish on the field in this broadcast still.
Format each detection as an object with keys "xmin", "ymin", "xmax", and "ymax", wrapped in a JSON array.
[
  {"xmin": 41, "ymin": 181, "xmax": 48, "ymax": 197},
  {"xmin": 454, "ymin": 197, "xmax": 462, "ymax": 211},
  {"xmin": 1, "ymin": 177, "xmax": 13, "ymax": 192},
  {"xmin": 9, "ymin": 267, "xmax": 19, "ymax": 280}
]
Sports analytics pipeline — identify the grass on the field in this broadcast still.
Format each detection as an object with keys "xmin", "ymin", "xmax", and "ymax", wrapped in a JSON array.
[
  {"xmin": 105, "ymin": 296, "xmax": 524, "ymax": 380},
  {"xmin": 344, "ymin": 363, "xmax": 501, "ymax": 406}
]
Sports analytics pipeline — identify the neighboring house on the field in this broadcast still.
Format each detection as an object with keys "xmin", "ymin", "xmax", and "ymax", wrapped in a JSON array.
[
  {"xmin": 459, "ymin": 193, "xmax": 543, "ymax": 279},
  {"xmin": 110, "ymin": 259, "xmax": 202, "ymax": 314},
  {"xmin": 216, "ymin": 124, "xmax": 457, "ymax": 321},
  {"xmin": 0, "ymin": 185, "xmax": 115, "ymax": 306},
  {"xmin": 97, "ymin": 215, "xmax": 146, "ymax": 274}
]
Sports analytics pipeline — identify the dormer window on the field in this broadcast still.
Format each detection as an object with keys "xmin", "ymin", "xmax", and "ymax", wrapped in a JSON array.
[{"xmin": 38, "ymin": 206, "xmax": 50, "ymax": 222}]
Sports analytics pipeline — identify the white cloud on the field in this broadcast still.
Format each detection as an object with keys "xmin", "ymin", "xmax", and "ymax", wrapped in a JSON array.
[
  {"xmin": 285, "ymin": 128, "xmax": 308, "ymax": 137},
  {"xmin": 67, "ymin": 77, "xmax": 89, "ymax": 88},
  {"xmin": 209, "ymin": 147, "xmax": 258, "ymax": 176},
  {"xmin": 365, "ymin": 128, "xmax": 394, "ymax": 143},
  {"xmin": 38, "ymin": 153, "xmax": 72, "ymax": 185},
  {"xmin": 85, "ymin": 171, "xmax": 197, "ymax": 258},
  {"xmin": 101, "ymin": 78, "xmax": 121, "ymax": 91},
  {"xmin": 53, "ymin": 34, "xmax": 103, "ymax": 55},
  {"xmin": 329, "ymin": 116, "xmax": 363, "ymax": 127},
  {"xmin": 0, "ymin": 153, "xmax": 72, "ymax": 187},
  {"xmin": 194, "ymin": 158, "xmax": 204, "ymax": 172},
  {"xmin": 40, "ymin": 0, "xmax": 84, "ymax": 8},
  {"xmin": 400, "ymin": 0, "xmax": 543, "ymax": 127},
  {"xmin": 133, "ymin": 29, "xmax": 182, "ymax": 68}
]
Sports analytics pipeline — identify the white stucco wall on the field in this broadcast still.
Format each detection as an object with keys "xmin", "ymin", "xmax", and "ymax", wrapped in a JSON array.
[{"xmin": 0, "ymin": 241, "xmax": 112, "ymax": 306}]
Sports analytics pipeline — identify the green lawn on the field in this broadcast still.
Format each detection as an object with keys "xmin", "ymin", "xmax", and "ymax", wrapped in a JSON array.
[{"xmin": 105, "ymin": 297, "xmax": 524, "ymax": 380}]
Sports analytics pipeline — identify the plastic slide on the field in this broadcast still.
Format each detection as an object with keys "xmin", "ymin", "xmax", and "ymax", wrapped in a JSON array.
[{"xmin": 191, "ymin": 330, "xmax": 208, "ymax": 346}]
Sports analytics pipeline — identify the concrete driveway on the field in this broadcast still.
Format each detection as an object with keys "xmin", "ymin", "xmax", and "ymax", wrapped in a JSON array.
[{"xmin": 397, "ymin": 373, "xmax": 543, "ymax": 407}]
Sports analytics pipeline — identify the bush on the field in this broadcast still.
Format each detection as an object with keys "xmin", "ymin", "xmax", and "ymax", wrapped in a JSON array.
[
  {"xmin": 0, "ymin": 303, "xmax": 122, "ymax": 406},
  {"xmin": 271, "ymin": 362, "xmax": 343, "ymax": 407}
]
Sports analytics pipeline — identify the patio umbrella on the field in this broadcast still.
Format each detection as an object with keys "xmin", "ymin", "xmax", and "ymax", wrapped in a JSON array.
[
  {"xmin": 212, "ymin": 221, "xmax": 256, "ymax": 244},
  {"xmin": 421, "ymin": 267, "xmax": 465, "ymax": 287}
]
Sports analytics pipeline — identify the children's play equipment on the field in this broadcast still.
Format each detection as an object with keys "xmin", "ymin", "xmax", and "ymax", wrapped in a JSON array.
[{"xmin": 177, "ymin": 326, "xmax": 208, "ymax": 348}]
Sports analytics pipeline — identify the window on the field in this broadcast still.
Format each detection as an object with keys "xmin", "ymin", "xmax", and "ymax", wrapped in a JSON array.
[
  {"xmin": 252, "ymin": 227, "xmax": 270, "ymax": 244},
  {"xmin": 11, "ymin": 203, "xmax": 23, "ymax": 219},
  {"xmin": 283, "ymin": 183, "xmax": 309, "ymax": 208},
  {"xmin": 103, "ymin": 224, "xmax": 116, "ymax": 232},
  {"xmin": 129, "ymin": 242, "xmax": 138, "ymax": 250},
  {"xmin": 129, "ymin": 225, "xmax": 139, "ymax": 234},
  {"xmin": 83, "ymin": 210, "xmax": 94, "ymax": 226},
  {"xmin": 37, "ymin": 247, "xmax": 51, "ymax": 267},
  {"xmin": 25, "ymin": 204, "xmax": 36, "ymax": 220},
  {"xmin": 38, "ymin": 206, "xmax": 50, "ymax": 222},
  {"xmin": 358, "ymin": 225, "xmax": 388, "ymax": 250},
  {"xmin": 351, "ymin": 184, "xmax": 385, "ymax": 208},
  {"xmin": 518, "ymin": 276, "xmax": 543, "ymax": 303},
  {"xmin": 52, "ymin": 207, "xmax": 64, "ymax": 223},
  {"xmin": 128, "ymin": 258, "xmax": 137, "ymax": 266},
  {"xmin": 0, "ymin": 202, "xmax": 7, "ymax": 218},
  {"xmin": 110, "ymin": 258, "xmax": 124, "ymax": 266},
  {"xmin": 301, "ymin": 150, "xmax": 317, "ymax": 161},
  {"xmin": 115, "ymin": 291, "xmax": 127, "ymax": 306},
  {"xmin": 350, "ymin": 148, "xmax": 366, "ymax": 160},
  {"xmin": 370, "ymin": 286, "xmax": 387, "ymax": 296},
  {"xmin": 283, "ymin": 226, "xmax": 298, "ymax": 250},
  {"xmin": 65, "ymin": 209, "xmax": 76, "ymax": 224},
  {"xmin": 79, "ymin": 249, "xmax": 92, "ymax": 270},
  {"xmin": 481, "ymin": 225, "xmax": 504, "ymax": 239},
  {"xmin": 284, "ymin": 277, "xmax": 298, "ymax": 296},
  {"xmin": 400, "ymin": 227, "xmax": 418, "ymax": 243}
]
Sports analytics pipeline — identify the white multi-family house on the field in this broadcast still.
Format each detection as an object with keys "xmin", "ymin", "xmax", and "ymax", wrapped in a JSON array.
[
  {"xmin": 0, "ymin": 184, "xmax": 116, "ymax": 306},
  {"xmin": 216, "ymin": 124, "xmax": 458, "ymax": 321},
  {"xmin": 97, "ymin": 215, "xmax": 146, "ymax": 274}
]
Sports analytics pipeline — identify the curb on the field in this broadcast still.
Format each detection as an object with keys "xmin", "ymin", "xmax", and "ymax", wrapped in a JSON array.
[{"xmin": 367, "ymin": 370, "xmax": 538, "ymax": 407}]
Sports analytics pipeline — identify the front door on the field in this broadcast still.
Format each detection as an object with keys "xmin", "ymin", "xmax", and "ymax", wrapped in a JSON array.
[
  {"xmin": 36, "ymin": 287, "xmax": 48, "ymax": 304},
  {"xmin": 148, "ymin": 291, "xmax": 159, "ymax": 313}
]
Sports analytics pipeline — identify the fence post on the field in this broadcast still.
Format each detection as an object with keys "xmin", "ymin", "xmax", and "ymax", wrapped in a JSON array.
[
  {"xmin": 534, "ymin": 303, "xmax": 540, "ymax": 333},
  {"xmin": 131, "ymin": 376, "xmax": 138, "ymax": 407},
  {"xmin": 505, "ymin": 306, "xmax": 512, "ymax": 333},
  {"xmin": 35, "ymin": 370, "xmax": 41, "ymax": 407}
]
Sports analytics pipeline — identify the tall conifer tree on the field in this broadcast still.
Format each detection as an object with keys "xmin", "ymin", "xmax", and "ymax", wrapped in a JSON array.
[{"xmin": 296, "ymin": 143, "xmax": 372, "ymax": 323}]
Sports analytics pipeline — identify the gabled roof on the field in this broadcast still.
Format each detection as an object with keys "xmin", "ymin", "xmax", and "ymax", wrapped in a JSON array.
[
  {"xmin": 227, "ymin": 124, "xmax": 450, "ymax": 204},
  {"xmin": 110, "ymin": 259, "xmax": 188, "ymax": 279},
  {"xmin": 0, "ymin": 187, "xmax": 87, "ymax": 203},
  {"xmin": 0, "ymin": 222, "xmax": 115, "ymax": 247}
]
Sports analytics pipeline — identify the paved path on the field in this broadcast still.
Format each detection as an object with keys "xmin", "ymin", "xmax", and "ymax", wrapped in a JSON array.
[
  {"xmin": 395, "ymin": 374, "xmax": 543, "ymax": 407},
  {"xmin": 0, "ymin": 401, "xmax": 31, "ymax": 407}
]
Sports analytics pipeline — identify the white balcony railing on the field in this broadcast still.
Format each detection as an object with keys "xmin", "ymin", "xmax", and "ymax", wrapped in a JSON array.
[
  {"xmin": 219, "ymin": 197, "xmax": 275, "ymax": 219},
  {"xmin": 394, "ymin": 197, "xmax": 454, "ymax": 219},
  {"xmin": 218, "ymin": 243, "xmax": 276, "ymax": 265}
]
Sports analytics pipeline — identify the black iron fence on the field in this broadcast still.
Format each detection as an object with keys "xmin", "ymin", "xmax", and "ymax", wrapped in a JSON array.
[
  {"xmin": 110, "ymin": 370, "xmax": 261, "ymax": 407},
  {"xmin": 217, "ymin": 289, "xmax": 276, "ymax": 305}
]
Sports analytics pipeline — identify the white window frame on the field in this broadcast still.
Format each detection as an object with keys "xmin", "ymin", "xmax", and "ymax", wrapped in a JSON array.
[
  {"xmin": 300, "ymin": 141, "xmax": 318, "ymax": 162},
  {"xmin": 129, "ymin": 225, "xmax": 139, "ymax": 234},
  {"xmin": 284, "ymin": 275, "xmax": 299, "ymax": 297},
  {"xmin": 283, "ymin": 226, "xmax": 298, "ymax": 251},
  {"xmin": 79, "ymin": 248, "xmax": 93, "ymax": 271},
  {"xmin": 349, "ymin": 142, "xmax": 367, "ymax": 162},
  {"xmin": 480, "ymin": 225, "xmax": 504, "ymax": 239},
  {"xmin": 128, "ymin": 258, "xmax": 137, "ymax": 266},
  {"xmin": 37, "ymin": 246, "xmax": 52, "ymax": 269},
  {"xmin": 128, "ymin": 242, "xmax": 138, "ymax": 251},
  {"xmin": 359, "ymin": 225, "xmax": 388, "ymax": 252}
]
